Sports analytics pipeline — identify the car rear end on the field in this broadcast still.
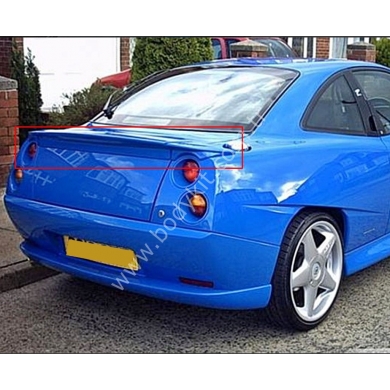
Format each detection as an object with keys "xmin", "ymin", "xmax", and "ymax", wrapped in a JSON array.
[{"xmin": 4, "ymin": 64, "xmax": 298, "ymax": 310}]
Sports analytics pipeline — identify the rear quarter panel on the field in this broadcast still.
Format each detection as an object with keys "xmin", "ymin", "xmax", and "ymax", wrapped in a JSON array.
[
  {"xmin": 214, "ymin": 134, "xmax": 390, "ymax": 254},
  {"xmin": 211, "ymin": 65, "xmax": 390, "ymax": 254}
]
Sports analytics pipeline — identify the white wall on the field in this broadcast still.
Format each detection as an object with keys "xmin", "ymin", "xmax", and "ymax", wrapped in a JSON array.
[{"xmin": 24, "ymin": 38, "xmax": 120, "ymax": 112}]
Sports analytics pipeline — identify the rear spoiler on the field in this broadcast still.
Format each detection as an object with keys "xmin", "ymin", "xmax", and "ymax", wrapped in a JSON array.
[{"xmin": 30, "ymin": 127, "xmax": 230, "ymax": 154}]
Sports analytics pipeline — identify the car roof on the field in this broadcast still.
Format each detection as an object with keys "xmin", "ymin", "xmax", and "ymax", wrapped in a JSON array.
[{"xmin": 184, "ymin": 58, "xmax": 388, "ymax": 75}]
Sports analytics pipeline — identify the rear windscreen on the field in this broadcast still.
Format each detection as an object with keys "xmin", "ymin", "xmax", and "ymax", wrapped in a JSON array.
[{"xmin": 97, "ymin": 67, "xmax": 298, "ymax": 131}]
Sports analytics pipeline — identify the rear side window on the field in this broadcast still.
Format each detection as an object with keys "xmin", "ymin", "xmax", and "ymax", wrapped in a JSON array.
[
  {"xmin": 353, "ymin": 70, "xmax": 390, "ymax": 134},
  {"xmin": 304, "ymin": 76, "xmax": 365, "ymax": 134}
]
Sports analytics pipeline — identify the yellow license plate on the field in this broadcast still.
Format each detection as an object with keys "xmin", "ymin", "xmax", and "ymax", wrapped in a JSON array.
[{"xmin": 64, "ymin": 236, "xmax": 139, "ymax": 271}]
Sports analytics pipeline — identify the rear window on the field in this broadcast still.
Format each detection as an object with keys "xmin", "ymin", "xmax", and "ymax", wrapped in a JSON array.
[{"xmin": 97, "ymin": 67, "xmax": 297, "ymax": 131}]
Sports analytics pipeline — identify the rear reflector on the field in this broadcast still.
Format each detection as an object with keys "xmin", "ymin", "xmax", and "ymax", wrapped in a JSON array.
[{"xmin": 179, "ymin": 277, "xmax": 214, "ymax": 288}]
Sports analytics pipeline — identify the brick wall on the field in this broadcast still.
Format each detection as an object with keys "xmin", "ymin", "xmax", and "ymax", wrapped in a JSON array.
[
  {"xmin": 0, "ymin": 37, "xmax": 13, "ymax": 78},
  {"xmin": 120, "ymin": 37, "xmax": 130, "ymax": 71},
  {"xmin": 231, "ymin": 40, "xmax": 269, "ymax": 58},
  {"xmin": 13, "ymin": 37, "xmax": 24, "ymax": 53},
  {"xmin": 347, "ymin": 42, "xmax": 376, "ymax": 62},
  {"xmin": 316, "ymin": 37, "xmax": 330, "ymax": 58},
  {"xmin": 0, "ymin": 77, "xmax": 19, "ymax": 187},
  {"xmin": 0, "ymin": 37, "xmax": 24, "ymax": 79}
]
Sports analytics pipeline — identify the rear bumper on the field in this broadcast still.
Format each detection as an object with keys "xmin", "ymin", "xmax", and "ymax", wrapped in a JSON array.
[
  {"xmin": 22, "ymin": 241, "xmax": 272, "ymax": 309},
  {"xmin": 5, "ymin": 195, "xmax": 279, "ymax": 310}
]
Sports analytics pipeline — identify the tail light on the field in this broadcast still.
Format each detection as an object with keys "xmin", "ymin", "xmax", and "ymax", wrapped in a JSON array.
[
  {"xmin": 183, "ymin": 160, "xmax": 200, "ymax": 183},
  {"xmin": 14, "ymin": 169, "xmax": 23, "ymax": 181},
  {"xmin": 28, "ymin": 142, "xmax": 37, "ymax": 158},
  {"xmin": 189, "ymin": 193, "xmax": 207, "ymax": 217}
]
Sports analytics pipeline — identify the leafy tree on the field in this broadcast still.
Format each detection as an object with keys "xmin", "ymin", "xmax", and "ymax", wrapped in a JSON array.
[
  {"xmin": 373, "ymin": 38, "xmax": 390, "ymax": 67},
  {"xmin": 132, "ymin": 37, "xmax": 213, "ymax": 82},
  {"xmin": 10, "ymin": 45, "xmax": 43, "ymax": 144},
  {"xmin": 47, "ymin": 83, "xmax": 116, "ymax": 126},
  {"xmin": 11, "ymin": 46, "xmax": 43, "ymax": 126}
]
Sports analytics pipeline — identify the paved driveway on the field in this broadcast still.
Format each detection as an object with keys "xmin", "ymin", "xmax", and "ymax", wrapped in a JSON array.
[{"xmin": 0, "ymin": 256, "xmax": 389, "ymax": 353}]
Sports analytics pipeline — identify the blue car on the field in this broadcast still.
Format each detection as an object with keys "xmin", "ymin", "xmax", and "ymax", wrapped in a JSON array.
[{"xmin": 5, "ymin": 58, "xmax": 390, "ymax": 330}]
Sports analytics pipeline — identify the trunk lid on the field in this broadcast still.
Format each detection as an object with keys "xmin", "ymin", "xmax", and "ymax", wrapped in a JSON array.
[{"xmin": 22, "ymin": 127, "xmax": 231, "ymax": 222}]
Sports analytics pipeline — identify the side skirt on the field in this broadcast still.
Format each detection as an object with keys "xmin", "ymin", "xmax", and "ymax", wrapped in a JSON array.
[{"xmin": 345, "ymin": 232, "xmax": 390, "ymax": 276}]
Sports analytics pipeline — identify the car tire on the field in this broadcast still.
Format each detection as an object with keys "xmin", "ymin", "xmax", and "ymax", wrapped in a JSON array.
[{"xmin": 266, "ymin": 211, "xmax": 344, "ymax": 331}]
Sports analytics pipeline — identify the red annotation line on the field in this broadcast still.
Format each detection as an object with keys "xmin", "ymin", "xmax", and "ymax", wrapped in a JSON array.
[{"xmin": 14, "ymin": 125, "xmax": 245, "ymax": 171}]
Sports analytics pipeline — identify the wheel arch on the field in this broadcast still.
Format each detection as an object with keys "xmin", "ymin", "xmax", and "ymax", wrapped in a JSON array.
[{"xmin": 294, "ymin": 206, "xmax": 346, "ymax": 242}]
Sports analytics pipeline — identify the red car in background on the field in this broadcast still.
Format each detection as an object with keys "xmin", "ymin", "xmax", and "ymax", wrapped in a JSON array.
[{"xmin": 97, "ymin": 37, "xmax": 296, "ymax": 89}]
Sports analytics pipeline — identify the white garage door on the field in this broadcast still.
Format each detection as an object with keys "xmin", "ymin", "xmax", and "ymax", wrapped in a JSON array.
[{"xmin": 24, "ymin": 38, "xmax": 120, "ymax": 112}]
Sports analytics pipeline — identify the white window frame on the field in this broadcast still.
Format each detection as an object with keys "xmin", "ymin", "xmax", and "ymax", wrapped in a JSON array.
[
  {"xmin": 289, "ymin": 37, "xmax": 371, "ymax": 59},
  {"xmin": 287, "ymin": 37, "xmax": 317, "ymax": 58},
  {"xmin": 347, "ymin": 37, "xmax": 370, "ymax": 44},
  {"xmin": 129, "ymin": 37, "xmax": 136, "ymax": 68}
]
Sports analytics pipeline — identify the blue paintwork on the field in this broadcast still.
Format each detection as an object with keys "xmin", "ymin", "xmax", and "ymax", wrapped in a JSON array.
[
  {"xmin": 5, "ymin": 58, "xmax": 390, "ymax": 309},
  {"xmin": 5, "ymin": 195, "xmax": 275, "ymax": 308}
]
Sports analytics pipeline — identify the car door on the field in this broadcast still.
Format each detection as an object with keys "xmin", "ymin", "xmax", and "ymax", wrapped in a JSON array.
[{"xmin": 351, "ymin": 68, "xmax": 390, "ymax": 234}]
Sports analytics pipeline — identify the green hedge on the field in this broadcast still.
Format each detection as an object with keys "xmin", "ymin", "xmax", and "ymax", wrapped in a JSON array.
[
  {"xmin": 47, "ymin": 84, "xmax": 117, "ymax": 126},
  {"xmin": 132, "ymin": 37, "xmax": 213, "ymax": 82},
  {"xmin": 374, "ymin": 38, "xmax": 390, "ymax": 68}
]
